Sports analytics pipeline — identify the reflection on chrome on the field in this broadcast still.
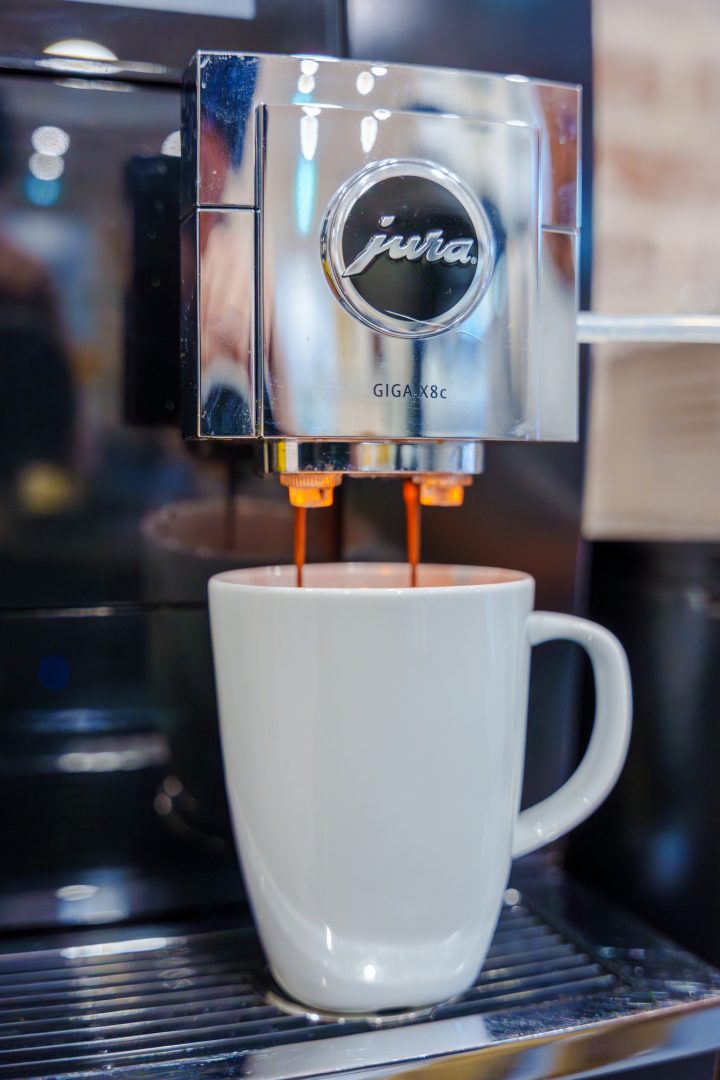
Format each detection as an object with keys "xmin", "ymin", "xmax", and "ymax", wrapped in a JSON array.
[
  {"xmin": 355, "ymin": 71, "xmax": 375, "ymax": 95},
  {"xmin": 55, "ymin": 884, "xmax": 99, "ymax": 902},
  {"xmin": 161, "ymin": 130, "xmax": 181, "ymax": 156},
  {"xmin": 56, "ymin": 78, "xmax": 133, "ymax": 92},
  {"xmin": 31, "ymin": 125, "xmax": 70, "ymax": 156},
  {"xmin": 56, "ymin": 734, "xmax": 170, "ymax": 773},
  {"xmin": 294, "ymin": 157, "xmax": 316, "ymax": 236},
  {"xmin": 300, "ymin": 113, "xmax": 319, "ymax": 161},
  {"xmin": 163, "ymin": 774, "xmax": 183, "ymax": 797},
  {"xmin": 44, "ymin": 39, "xmax": 118, "ymax": 61},
  {"xmin": 360, "ymin": 115, "xmax": 377, "ymax": 153},
  {"xmin": 29, "ymin": 153, "xmax": 64, "ymax": 181},
  {"xmin": 296, "ymin": 73, "xmax": 315, "ymax": 95},
  {"xmin": 61, "ymin": 936, "xmax": 170, "ymax": 959}
]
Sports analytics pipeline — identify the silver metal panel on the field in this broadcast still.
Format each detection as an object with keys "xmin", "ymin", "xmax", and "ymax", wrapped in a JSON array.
[
  {"xmin": 195, "ymin": 53, "xmax": 259, "ymax": 209},
  {"xmin": 262, "ymin": 440, "xmax": 484, "ymax": 475},
  {"xmin": 189, "ymin": 52, "xmax": 580, "ymax": 230},
  {"xmin": 183, "ymin": 51, "xmax": 581, "ymax": 454},
  {"xmin": 196, "ymin": 208, "xmax": 255, "ymax": 437},
  {"xmin": 260, "ymin": 104, "xmax": 539, "ymax": 441}
]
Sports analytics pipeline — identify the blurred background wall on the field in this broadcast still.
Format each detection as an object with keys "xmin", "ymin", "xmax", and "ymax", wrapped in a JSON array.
[{"xmin": 585, "ymin": 0, "xmax": 720, "ymax": 540}]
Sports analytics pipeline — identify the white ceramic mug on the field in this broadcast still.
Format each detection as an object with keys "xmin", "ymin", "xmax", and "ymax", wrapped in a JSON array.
[{"xmin": 209, "ymin": 563, "xmax": 632, "ymax": 1013}]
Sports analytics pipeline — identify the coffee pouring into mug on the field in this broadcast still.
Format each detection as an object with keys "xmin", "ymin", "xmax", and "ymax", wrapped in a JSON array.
[{"xmin": 181, "ymin": 53, "xmax": 631, "ymax": 1012}]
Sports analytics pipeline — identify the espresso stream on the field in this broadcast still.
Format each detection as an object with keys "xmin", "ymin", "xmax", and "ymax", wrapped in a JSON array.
[
  {"xmin": 294, "ymin": 505, "xmax": 307, "ymax": 588},
  {"xmin": 403, "ymin": 480, "xmax": 421, "ymax": 587},
  {"xmin": 294, "ymin": 486, "xmax": 421, "ymax": 588}
]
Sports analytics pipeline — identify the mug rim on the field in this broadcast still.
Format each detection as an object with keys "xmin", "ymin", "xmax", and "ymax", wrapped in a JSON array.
[{"xmin": 209, "ymin": 561, "xmax": 533, "ymax": 594}]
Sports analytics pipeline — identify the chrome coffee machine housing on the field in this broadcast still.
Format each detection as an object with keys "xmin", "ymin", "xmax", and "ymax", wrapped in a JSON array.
[{"xmin": 181, "ymin": 52, "xmax": 581, "ymax": 480}]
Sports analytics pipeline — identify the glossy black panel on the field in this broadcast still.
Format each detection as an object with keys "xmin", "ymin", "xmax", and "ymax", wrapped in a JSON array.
[
  {"xmin": 124, "ymin": 154, "xmax": 180, "ymax": 425},
  {"xmin": 570, "ymin": 542, "xmax": 720, "ymax": 967},
  {"xmin": 0, "ymin": 603, "xmax": 246, "ymax": 925},
  {"xmin": 0, "ymin": 73, "xmax": 209, "ymax": 609},
  {"xmin": 1, "ymin": 0, "xmax": 342, "ymax": 79},
  {"xmin": 0, "ymin": 0, "xmax": 338, "ymax": 929}
]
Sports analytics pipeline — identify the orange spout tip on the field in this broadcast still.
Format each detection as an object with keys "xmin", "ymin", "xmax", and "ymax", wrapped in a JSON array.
[
  {"xmin": 415, "ymin": 475, "xmax": 473, "ymax": 508},
  {"xmin": 286, "ymin": 486, "xmax": 335, "ymax": 508},
  {"xmin": 280, "ymin": 473, "xmax": 342, "ymax": 509}
]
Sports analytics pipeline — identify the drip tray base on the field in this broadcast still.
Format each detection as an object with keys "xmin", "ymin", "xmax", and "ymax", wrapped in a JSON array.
[{"xmin": 0, "ymin": 869, "xmax": 719, "ymax": 1078}]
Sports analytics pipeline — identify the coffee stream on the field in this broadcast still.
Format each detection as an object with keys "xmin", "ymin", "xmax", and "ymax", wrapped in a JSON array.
[
  {"xmin": 294, "ymin": 506, "xmax": 307, "ymax": 588},
  {"xmin": 294, "ymin": 485, "xmax": 422, "ymax": 588},
  {"xmin": 403, "ymin": 480, "xmax": 421, "ymax": 588}
]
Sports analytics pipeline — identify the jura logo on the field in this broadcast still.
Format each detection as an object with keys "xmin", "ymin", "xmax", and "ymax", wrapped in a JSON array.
[
  {"xmin": 321, "ymin": 159, "xmax": 494, "ymax": 339},
  {"xmin": 343, "ymin": 215, "xmax": 477, "ymax": 277}
]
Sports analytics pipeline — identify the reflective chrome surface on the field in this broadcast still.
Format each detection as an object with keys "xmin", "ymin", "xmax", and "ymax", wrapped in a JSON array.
[
  {"xmin": 187, "ymin": 209, "xmax": 256, "ymax": 437},
  {"xmin": 259, "ymin": 103, "xmax": 539, "ymax": 442},
  {"xmin": 185, "ymin": 53, "xmax": 580, "ymax": 228},
  {"xmin": 262, "ymin": 440, "xmax": 484, "ymax": 475},
  {"xmin": 181, "ymin": 52, "xmax": 581, "ymax": 465},
  {"xmin": 0, "ymin": 870, "xmax": 717, "ymax": 1077}
]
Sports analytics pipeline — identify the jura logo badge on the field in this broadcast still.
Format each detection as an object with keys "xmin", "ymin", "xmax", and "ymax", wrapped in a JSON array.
[
  {"xmin": 321, "ymin": 159, "xmax": 494, "ymax": 339},
  {"xmin": 342, "ymin": 215, "xmax": 478, "ymax": 277}
]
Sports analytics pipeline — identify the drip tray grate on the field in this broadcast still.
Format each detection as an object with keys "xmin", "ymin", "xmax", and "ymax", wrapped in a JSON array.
[{"xmin": 0, "ymin": 873, "xmax": 718, "ymax": 1078}]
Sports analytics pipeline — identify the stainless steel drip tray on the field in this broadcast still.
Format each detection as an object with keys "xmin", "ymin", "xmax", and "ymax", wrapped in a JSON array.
[{"xmin": 1, "ymin": 870, "xmax": 719, "ymax": 1080}]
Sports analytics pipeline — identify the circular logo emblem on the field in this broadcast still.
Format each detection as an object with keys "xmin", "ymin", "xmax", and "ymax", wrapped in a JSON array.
[{"xmin": 321, "ymin": 159, "xmax": 495, "ymax": 339}]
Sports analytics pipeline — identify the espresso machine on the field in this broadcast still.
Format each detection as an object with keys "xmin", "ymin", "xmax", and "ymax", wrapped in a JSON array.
[
  {"xmin": 181, "ymin": 52, "xmax": 578, "ymax": 516},
  {"xmin": 1, "ymin": 1, "xmax": 720, "ymax": 1076}
]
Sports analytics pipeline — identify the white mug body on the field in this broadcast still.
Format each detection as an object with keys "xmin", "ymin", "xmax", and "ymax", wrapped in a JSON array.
[
  {"xmin": 210, "ymin": 563, "xmax": 534, "ymax": 1011},
  {"xmin": 209, "ymin": 562, "xmax": 631, "ymax": 1013}
]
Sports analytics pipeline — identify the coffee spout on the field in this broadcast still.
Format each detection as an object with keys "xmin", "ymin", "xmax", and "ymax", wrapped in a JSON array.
[
  {"xmin": 279, "ymin": 473, "xmax": 343, "ymax": 509},
  {"xmin": 415, "ymin": 475, "xmax": 473, "ymax": 508}
]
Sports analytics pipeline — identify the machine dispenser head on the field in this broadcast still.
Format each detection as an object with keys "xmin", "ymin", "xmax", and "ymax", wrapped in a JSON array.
[{"xmin": 181, "ymin": 52, "xmax": 581, "ymax": 495}]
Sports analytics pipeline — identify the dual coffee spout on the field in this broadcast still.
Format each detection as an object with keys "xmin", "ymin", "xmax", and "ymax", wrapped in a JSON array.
[
  {"xmin": 279, "ymin": 473, "xmax": 473, "ymax": 510},
  {"xmin": 282, "ymin": 471, "xmax": 472, "ymax": 589}
]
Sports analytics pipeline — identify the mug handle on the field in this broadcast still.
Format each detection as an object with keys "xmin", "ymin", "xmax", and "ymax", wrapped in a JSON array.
[{"xmin": 512, "ymin": 612, "xmax": 632, "ymax": 859}]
